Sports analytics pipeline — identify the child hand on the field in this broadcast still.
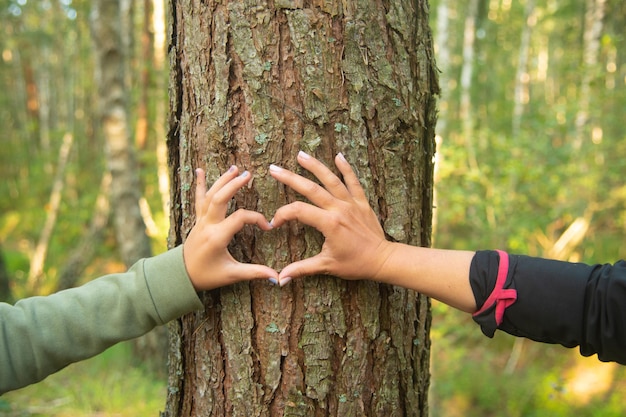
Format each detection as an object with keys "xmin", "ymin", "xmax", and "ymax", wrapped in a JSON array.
[
  {"xmin": 183, "ymin": 166, "xmax": 279, "ymax": 291},
  {"xmin": 269, "ymin": 152, "xmax": 394, "ymax": 285}
]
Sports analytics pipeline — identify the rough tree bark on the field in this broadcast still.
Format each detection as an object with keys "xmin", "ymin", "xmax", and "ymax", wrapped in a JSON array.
[{"xmin": 164, "ymin": 1, "xmax": 439, "ymax": 416}]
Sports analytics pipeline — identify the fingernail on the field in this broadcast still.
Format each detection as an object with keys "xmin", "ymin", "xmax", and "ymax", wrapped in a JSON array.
[
  {"xmin": 195, "ymin": 168, "xmax": 202, "ymax": 176},
  {"xmin": 228, "ymin": 165, "xmax": 236, "ymax": 172},
  {"xmin": 268, "ymin": 277, "xmax": 278, "ymax": 285},
  {"xmin": 279, "ymin": 276, "xmax": 293, "ymax": 287},
  {"xmin": 337, "ymin": 152, "xmax": 347, "ymax": 162},
  {"xmin": 298, "ymin": 150, "xmax": 311, "ymax": 160},
  {"xmin": 268, "ymin": 220, "xmax": 274, "ymax": 229},
  {"xmin": 269, "ymin": 164, "xmax": 282, "ymax": 173},
  {"xmin": 239, "ymin": 170, "xmax": 249, "ymax": 178}
]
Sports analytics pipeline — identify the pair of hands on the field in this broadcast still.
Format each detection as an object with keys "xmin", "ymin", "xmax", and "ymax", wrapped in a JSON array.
[{"xmin": 183, "ymin": 151, "xmax": 395, "ymax": 291}]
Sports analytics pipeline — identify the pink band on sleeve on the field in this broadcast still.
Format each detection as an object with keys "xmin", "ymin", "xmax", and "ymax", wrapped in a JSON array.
[{"xmin": 472, "ymin": 250, "xmax": 517, "ymax": 326}]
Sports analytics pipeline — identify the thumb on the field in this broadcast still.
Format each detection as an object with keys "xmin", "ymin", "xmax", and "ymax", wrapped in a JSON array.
[
  {"xmin": 237, "ymin": 263, "xmax": 279, "ymax": 282},
  {"xmin": 279, "ymin": 255, "xmax": 327, "ymax": 283}
]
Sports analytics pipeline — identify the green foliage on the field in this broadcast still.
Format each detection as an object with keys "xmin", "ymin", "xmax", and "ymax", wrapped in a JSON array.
[
  {"xmin": 431, "ymin": 306, "xmax": 626, "ymax": 417},
  {"xmin": 432, "ymin": 0, "xmax": 626, "ymax": 262},
  {"xmin": 429, "ymin": 0, "xmax": 626, "ymax": 415},
  {"xmin": 0, "ymin": 0, "xmax": 168, "ymax": 295}
]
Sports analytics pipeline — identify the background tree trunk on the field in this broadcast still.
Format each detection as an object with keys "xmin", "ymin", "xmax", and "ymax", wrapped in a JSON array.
[
  {"xmin": 91, "ymin": 0, "xmax": 165, "ymax": 366},
  {"xmin": 27, "ymin": 132, "xmax": 73, "ymax": 292},
  {"xmin": 574, "ymin": 0, "xmax": 606, "ymax": 149},
  {"xmin": 163, "ymin": 1, "xmax": 438, "ymax": 416},
  {"xmin": 432, "ymin": 0, "xmax": 450, "ymax": 244},
  {"xmin": 153, "ymin": 0, "xmax": 171, "ymax": 219},
  {"xmin": 0, "ymin": 246, "xmax": 11, "ymax": 302},
  {"xmin": 459, "ymin": 0, "xmax": 479, "ymax": 172},
  {"xmin": 511, "ymin": 0, "xmax": 535, "ymax": 138},
  {"xmin": 56, "ymin": 172, "xmax": 112, "ymax": 291},
  {"xmin": 91, "ymin": 0, "xmax": 152, "ymax": 267}
]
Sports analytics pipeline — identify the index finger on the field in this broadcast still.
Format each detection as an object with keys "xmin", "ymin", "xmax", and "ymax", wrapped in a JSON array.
[
  {"xmin": 296, "ymin": 151, "xmax": 352, "ymax": 202},
  {"xmin": 206, "ymin": 170, "xmax": 254, "ymax": 222},
  {"xmin": 270, "ymin": 201, "xmax": 330, "ymax": 232},
  {"xmin": 195, "ymin": 165, "xmax": 238, "ymax": 220},
  {"xmin": 334, "ymin": 153, "xmax": 368, "ymax": 203},
  {"xmin": 269, "ymin": 164, "xmax": 335, "ymax": 209}
]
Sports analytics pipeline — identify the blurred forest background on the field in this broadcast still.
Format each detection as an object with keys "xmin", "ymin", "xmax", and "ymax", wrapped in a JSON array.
[{"xmin": 0, "ymin": 0, "xmax": 624, "ymax": 416}]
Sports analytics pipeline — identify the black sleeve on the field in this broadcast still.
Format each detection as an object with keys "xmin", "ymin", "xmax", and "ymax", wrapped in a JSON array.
[{"xmin": 470, "ymin": 250, "xmax": 626, "ymax": 364}]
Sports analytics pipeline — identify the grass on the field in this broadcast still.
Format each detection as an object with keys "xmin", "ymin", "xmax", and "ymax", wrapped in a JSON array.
[{"xmin": 0, "ymin": 341, "xmax": 167, "ymax": 417}]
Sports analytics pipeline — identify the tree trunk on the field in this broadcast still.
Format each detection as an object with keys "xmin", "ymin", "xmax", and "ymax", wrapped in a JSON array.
[
  {"xmin": 434, "ymin": 0, "xmax": 451, "ymax": 140},
  {"xmin": 459, "ymin": 0, "xmax": 479, "ymax": 172},
  {"xmin": 432, "ymin": 0, "xmax": 451, "ymax": 243},
  {"xmin": 27, "ymin": 132, "xmax": 74, "ymax": 292},
  {"xmin": 511, "ymin": 0, "xmax": 535, "ymax": 138},
  {"xmin": 56, "ymin": 172, "xmax": 112, "ymax": 291},
  {"xmin": 153, "ymin": 0, "xmax": 171, "ymax": 218},
  {"xmin": 0, "ymin": 246, "xmax": 11, "ymax": 303},
  {"xmin": 135, "ymin": 0, "xmax": 153, "ymax": 151},
  {"xmin": 574, "ymin": 0, "xmax": 606, "ymax": 149},
  {"xmin": 91, "ymin": 0, "xmax": 152, "ymax": 267},
  {"xmin": 91, "ymin": 0, "xmax": 164, "ymax": 366},
  {"xmin": 164, "ymin": 1, "xmax": 438, "ymax": 416}
]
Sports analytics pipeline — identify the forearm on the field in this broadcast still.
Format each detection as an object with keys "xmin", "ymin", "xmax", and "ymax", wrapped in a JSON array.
[
  {"xmin": 0, "ymin": 246, "xmax": 203, "ymax": 393},
  {"xmin": 471, "ymin": 251, "xmax": 626, "ymax": 364},
  {"xmin": 376, "ymin": 243, "xmax": 477, "ymax": 313}
]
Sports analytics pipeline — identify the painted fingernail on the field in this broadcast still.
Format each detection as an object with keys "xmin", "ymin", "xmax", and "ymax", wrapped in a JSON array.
[
  {"xmin": 279, "ymin": 276, "xmax": 293, "ymax": 287},
  {"xmin": 228, "ymin": 165, "xmax": 236, "ymax": 173},
  {"xmin": 268, "ymin": 277, "xmax": 278, "ymax": 285},
  {"xmin": 269, "ymin": 164, "xmax": 282, "ymax": 173},
  {"xmin": 239, "ymin": 170, "xmax": 249, "ymax": 178},
  {"xmin": 298, "ymin": 150, "xmax": 311, "ymax": 160},
  {"xmin": 337, "ymin": 152, "xmax": 347, "ymax": 163},
  {"xmin": 195, "ymin": 168, "xmax": 202, "ymax": 176}
]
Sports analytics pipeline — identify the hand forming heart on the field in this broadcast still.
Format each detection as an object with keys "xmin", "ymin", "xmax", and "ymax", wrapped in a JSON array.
[
  {"xmin": 269, "ymin": 151, "xmax": 393, "ymax": 285},
  {"xmin": 182, "ymin": 151, "xmax": 394, "ymax": 291}
]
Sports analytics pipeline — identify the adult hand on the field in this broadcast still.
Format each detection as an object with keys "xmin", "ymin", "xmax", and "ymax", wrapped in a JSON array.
[
  {"xmin": 269, "ymin": 151, "xmax": 395, "ymax": 285},
  {"xmin": 183, "ymin": 166, "xmax": 279, "ymax": 291}
]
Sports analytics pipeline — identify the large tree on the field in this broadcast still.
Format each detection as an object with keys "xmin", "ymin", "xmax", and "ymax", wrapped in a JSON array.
[
  {"xmin": 91, "ymin": 0, "xmax": 152, "ymax": 267},
  {"xmin": 163, "ymin": 0, "xmax": 439, "ymax": 416}
]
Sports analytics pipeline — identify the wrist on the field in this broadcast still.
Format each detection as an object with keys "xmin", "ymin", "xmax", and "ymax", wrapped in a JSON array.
[
  {"xmin": 182, "ymin": 240, "xmax": 202, "ymax": 291},
  {"xmin": 371, "ymin": 240, "xmax": 401, "ymax": 284}
]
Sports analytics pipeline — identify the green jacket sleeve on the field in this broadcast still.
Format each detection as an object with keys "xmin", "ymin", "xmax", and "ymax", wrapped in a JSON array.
[{"xmin": 0, "ymin": 245, "xmax": 203, "ymax": 394}]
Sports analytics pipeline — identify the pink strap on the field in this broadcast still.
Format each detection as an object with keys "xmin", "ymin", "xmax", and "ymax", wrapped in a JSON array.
[{"xmin": 472, "ymin": 250, "xmax": 517, "ymax": 326}]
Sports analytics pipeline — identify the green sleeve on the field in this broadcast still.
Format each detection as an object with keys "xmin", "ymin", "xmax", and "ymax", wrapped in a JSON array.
[{"xmin": 0, "ymin": 245, "xmax": 203, "ymax": 394}]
